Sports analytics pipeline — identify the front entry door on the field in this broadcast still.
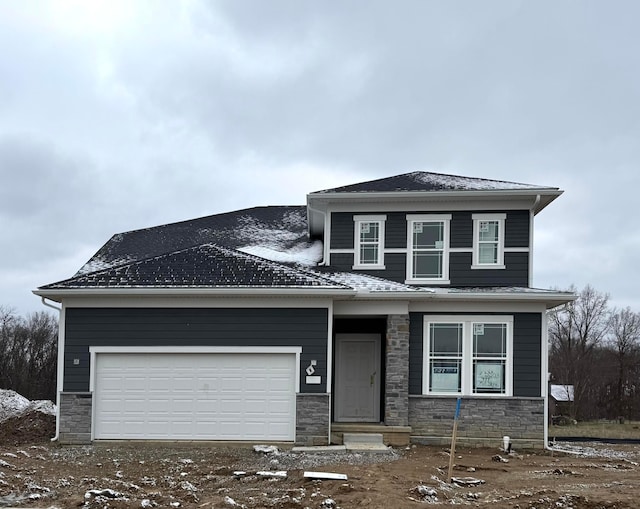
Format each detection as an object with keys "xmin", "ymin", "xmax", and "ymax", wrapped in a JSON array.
[{"xmin": 335, "ymin": 333, "xmax": 381, "ymax": 422}]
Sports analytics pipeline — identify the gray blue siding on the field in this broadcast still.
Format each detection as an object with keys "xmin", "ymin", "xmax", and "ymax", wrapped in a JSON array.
[
  {"xmin": 450, "ymin": 252, "xmax": 529, "ymax": 287},
  {"xmin": 64, "ymin": 307, "xmax": 329, "ymax": 393},
  {"xmin": 408, "ymin": 312, "xmax": 542, "ymax": 397},
  {"xmin": 329, "ymin": 210, "xmax": 530, "ymax": 287}
]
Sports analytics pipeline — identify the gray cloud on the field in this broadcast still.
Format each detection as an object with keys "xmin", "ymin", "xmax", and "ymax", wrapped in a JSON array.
[{"xmin": 0, "ymin": 0, "xmax": 638, "ymax": 314}]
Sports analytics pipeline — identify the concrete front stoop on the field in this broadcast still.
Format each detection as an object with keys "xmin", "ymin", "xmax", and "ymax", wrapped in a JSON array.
[{"xmin": 342, "ymin": 433, "xmax": 390, "ymax": 453}]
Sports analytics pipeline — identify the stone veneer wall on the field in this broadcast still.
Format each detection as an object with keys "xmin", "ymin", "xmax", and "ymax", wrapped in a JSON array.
[
  {"xmin": 59, "ymin": 392, "xmax": 92, "ymax": 445},
  {"xmin": 296, "ymin": 393, "xmax": 330, "ymax": 446},
  {"xmin": 409, "ymin": 396, "xmax": 545, "ymax": 448},
  {"xmin": 385, "ymin": 314, "xmax": 410, "ymax": 426}
]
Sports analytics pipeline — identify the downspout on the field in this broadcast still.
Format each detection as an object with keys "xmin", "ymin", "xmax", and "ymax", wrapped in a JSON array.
[
  {"xmin": 307, "ymin": 204, "xmax": 329, "ymax": 266},
  {"xmin": 41, "ymin": 297, "xmax": 63, "ymax": 442}
]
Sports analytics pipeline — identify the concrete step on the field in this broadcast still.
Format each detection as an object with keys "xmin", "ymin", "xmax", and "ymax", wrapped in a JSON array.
[
  {"xmin": 342, "ymin": 433, "xmax": 384, "ymax": 445},
  {"xmin": 342, "ymin": 433, "xmax": 390, "ymax": 453}
]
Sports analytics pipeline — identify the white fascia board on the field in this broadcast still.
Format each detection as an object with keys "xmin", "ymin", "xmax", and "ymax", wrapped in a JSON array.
[
  {"xmin": 334, "ymin": 300, "xmax": 410, "ymax": 315},
  {"xmin": 49, "ymin": 295, "xmax": 336, "ymax": 309},
  {"xmin": 428, "ymin": 291, "xmax": 576, "ymax": 309},
  {"xmin": 410, "ymin": 300, "xmax": 548, "ymax": 314},
  {"xmin": 33, "ymin": 287, "xmax": 356, "ymax": 302},
  {"xmin": 319, "ymin": 198, "xmax": 538, "ymax": 214},
  {"xmin": 308, "ymin": 189, "xmax": 562, "ymax": 212}
]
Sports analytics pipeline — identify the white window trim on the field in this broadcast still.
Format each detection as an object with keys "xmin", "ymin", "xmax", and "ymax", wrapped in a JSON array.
[
  {"xmin": 422, "ymin": 315, "xmax": 513, "ymax": 397},
  {"xmin": 353, "ymin": 215, "xmax": 386, "ymax": 269},
  {"xmin": 406, "ymin": 214, "xmax": 451, "ymax": 284},
  {"xmin": 472, "ymin": 213, "xmax": 506, "ymax": 269}
]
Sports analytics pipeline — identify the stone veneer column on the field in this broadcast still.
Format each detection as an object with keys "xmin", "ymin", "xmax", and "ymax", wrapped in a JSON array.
[
  {"xmin": 385, "ymin": 314, "xmax": 410, "ymax": 426},
  {"xmin": 59, "ymin": 392, "xmax": 92, "ymax": 444},
  {"xmin": 295, "ymin": 393, "xmax": 330, "ymax": 446}
]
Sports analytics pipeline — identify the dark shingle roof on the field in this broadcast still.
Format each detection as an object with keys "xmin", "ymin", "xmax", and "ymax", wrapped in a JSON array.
[
  {"xmin": 76, "ymin": 205, "xmax": 310, "ymax": 276},
  {"xmin": 311, "ymin": 171, "xmax": 553, "ymax": 194},
  {"xmin": 42, "ymin": 244, "xmax": 347, "ymax": 290}
]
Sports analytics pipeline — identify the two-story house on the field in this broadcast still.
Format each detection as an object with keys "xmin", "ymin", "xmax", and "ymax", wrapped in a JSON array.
[{"xmin": 35, "ymin": 171, "xmax": 574, "ymax": 447}]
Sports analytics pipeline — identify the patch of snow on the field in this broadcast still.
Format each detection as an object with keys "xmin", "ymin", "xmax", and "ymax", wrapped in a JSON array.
[
  {"xmin": 253, "ymin": 445, "xmax": 280, "ymax": 455},
  {"xmin": 0, "ymin": 389, "xmax": 56, "ymax": 421},
  {"xmin": 238, "ymin": 240, "xmax": 322, "ymax": 267},
  {"xmin": 410, "ymin": 171, "xmax": 544, "ymax": 191},
  {"xmin": 77, "ymin": 255, "xmax": 136, "ymax": 275},
  {"xmin": 549, "ymin": 442, "xmax": 638, "ymax": 460},
  {"xmin": 0, "ymin": 389, "xmax": 30, "ymax": 421},
  {"xmin": 316, "ymin": 271, "xmax": 433, "ymax": 293},
  {"xmin": 0, "ymin": 459, "xmax": 15, "ymax": 469},
  {"xmin": 224, "ymin": 495, "xmax": 242, "ymax": 507},
  {"xmin": 85, "ymin": 488, "xmax": 122, "ymax": 499},
  {"xmin": 180, "ymin": 480, "xmax": 197, "ymax": 492}
]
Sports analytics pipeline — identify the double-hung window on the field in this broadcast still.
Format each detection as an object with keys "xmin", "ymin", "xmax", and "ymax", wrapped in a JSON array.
[
  {"xmin": 423, "ymin": 315, "xmax": 512, "ymax": 396},
  {"xmin": 353, "ymin": 215, "xmax": 386, "ymax": 269},
  {"xmin": 472, "ymin": 213, "xmax": 505, "ymax": 268},
  {"xmin": 406, "ymin": 214, "xmax": 451, "ymax": 284}
]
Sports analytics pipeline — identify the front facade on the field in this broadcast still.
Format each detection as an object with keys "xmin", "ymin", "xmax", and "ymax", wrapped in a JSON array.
[{"xmin": 36, "ymin": 171, "xmax": 573, "ymax": 448}]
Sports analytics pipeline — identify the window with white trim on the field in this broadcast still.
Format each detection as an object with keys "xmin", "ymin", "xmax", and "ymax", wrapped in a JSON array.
[
  {"xmin": 353, "ymin": 215, "xmax": 386, "ymax": 269},
  {"xmin": 423, "ymin": 315, "xmax": 512, "ymax": 396},
  {"xmin": 406, "ymin": 214, "xmax": 451, "ymax": 283},
  {"xmin": 472, "ymin": 213, "xmax": 505, "ymax": 268}
]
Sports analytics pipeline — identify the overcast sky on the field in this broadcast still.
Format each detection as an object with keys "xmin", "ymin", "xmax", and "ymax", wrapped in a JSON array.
[{"xmin": 1, "ymin": 1, "xmax": 639, "ymax": 316}]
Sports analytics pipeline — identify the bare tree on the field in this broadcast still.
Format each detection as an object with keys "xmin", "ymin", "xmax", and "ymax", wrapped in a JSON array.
[
  {"xmin": 0, "ymin": 306, "xmax": 58, "ymax": 401},
  {"xmin": 548, "ymin": 285, "xmax": 611, "ymax": 420},
  {"xmin": 607, "ymin": 307, "xmax": 640, "ymax": 420}
]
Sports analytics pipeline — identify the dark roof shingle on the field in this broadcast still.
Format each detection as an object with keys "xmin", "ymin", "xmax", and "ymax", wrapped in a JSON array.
[
  {"xmin": 42, "ymin": 243, "xmax": 348, "ymax": 290},
  {"xmin": 311, "ymin": 171, "xmax": 553, "ymax": 194}
]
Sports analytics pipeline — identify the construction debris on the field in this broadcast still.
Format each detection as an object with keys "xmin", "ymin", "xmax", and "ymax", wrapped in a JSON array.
[
  {"xmin": 304, "ymin": 471, "xmax": 348, "ymax": 480},
  {"xmin": 451, "ymin": 476, "xmax": 485, "ymax": 486}
]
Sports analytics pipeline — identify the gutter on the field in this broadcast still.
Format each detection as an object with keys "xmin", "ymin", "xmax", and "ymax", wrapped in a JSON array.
[
  {"xmin": 40, "ymin": 297, "xmax": 62, "ymax": 443},
  {"xmin": 33, "ymin": 286, "xmax": 357, "ymax": 300}
]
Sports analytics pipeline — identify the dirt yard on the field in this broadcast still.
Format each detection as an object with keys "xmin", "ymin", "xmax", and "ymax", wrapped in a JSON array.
[{"xmin": 1, "ymin": 434, "xmax": 640, "ymax": 509}]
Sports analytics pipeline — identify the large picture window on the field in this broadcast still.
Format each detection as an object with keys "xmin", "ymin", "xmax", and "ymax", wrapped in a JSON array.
[
  {"xmin": 353, "ymin": 215, "xmax": 386, "ymax": 269},
  {"xmin": 423, "ymin": 316, "xmax": 512, "ymax": 396},
  {"xmin": 407, "ymin": 214, "xmax": 451, "ymax": 283},
  {"xmin": 472, "ymin": 213, "xmax": 505, "ymax": 268}
]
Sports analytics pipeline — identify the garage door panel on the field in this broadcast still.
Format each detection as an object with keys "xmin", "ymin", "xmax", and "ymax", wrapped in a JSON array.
[{"xmin": 94, "ymin": 353, "xmax": 296, "ymax": 441}]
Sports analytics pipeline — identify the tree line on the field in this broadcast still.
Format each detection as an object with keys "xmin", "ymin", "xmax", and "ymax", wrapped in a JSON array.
[
  {"xmin": 0, "ymin": 306, "xmax": 58, "ymax": 402},
  {"xmin": 549, "ymin": 285, "xmax": 640, "ymax": 421}
]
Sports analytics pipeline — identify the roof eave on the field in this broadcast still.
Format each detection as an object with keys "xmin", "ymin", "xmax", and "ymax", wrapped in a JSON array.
[
  {"xmin": 307, "ymin": 188, "xmax": 563, "ymax": 214},
  {"xmin": 432, "ymin": 290, "xmax": 576, "ymax": 309},
  {"xmin": 33, "ymin": 287, "xmax": 357, "ymax": 302}
]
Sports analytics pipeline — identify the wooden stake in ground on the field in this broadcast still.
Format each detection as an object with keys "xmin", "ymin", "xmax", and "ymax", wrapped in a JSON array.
[{"xmin": 447, "ymin": 397, "xmax": 462, "ymax": 482}]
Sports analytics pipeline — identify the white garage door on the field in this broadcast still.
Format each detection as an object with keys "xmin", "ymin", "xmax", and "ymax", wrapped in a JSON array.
[{"xmin": 93, "ymin": 353, "xmax": 296, "ymax": 441}]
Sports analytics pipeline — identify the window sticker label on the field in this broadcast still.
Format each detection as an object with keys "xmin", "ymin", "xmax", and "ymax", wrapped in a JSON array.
[
  {"xmin": 413, "ymin": 223, "xmax": 423, "ymax": 234},
  {"xmin": 473, "ymin": 324, "xmax": 485, "ymax": 335},
  {"xmin": 431, "ymin": 366, "xmax": 459, "ymax": 391},
  {"xmin": 475, "ymin": 363, "xmax": 502, "ymax": 389},
  {"xmin": 360, "ymin": 223, "xmax": 370, "ymax": 234}
]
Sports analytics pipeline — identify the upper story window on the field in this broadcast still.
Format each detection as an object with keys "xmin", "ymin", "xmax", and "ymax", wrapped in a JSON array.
[
  {"xmin": 406, "ymin": 214, "xmax": 451, "ymax": 284},
  {"xmin": 472, "ymin": 213, "xmax": 506, "ymax": 269},
  {"xmin": 353, "ymin": 215, "xmax": 386, "ymax": 269},
  {"xmin": 423, "ymin": 315, "xmax": 513, "ymax": 396}
]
